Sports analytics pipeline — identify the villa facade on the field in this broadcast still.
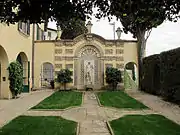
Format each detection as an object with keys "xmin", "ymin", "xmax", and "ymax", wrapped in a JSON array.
[{"xmin": 0, "ymin": 21, "xmax": 138, "ymax": 99}]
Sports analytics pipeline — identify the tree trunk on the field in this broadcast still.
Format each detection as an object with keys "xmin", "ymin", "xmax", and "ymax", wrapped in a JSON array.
[
  {"xmin": 137, "ymin": 30, "xmax": 147, "ymax": 90},
  {"xmin": 64, "ymin": 83, "xmax": 66, "ymax": 90}
]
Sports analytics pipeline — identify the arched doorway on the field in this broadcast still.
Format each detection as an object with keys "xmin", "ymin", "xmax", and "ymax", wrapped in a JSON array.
[
  {"xmin": 74, "ymin": 45, "xmax": 103, "ymax": 89},
  {"xmin": 41, "ymin": 62, "xmax": 54, "ymax": 88},
  {"xmin": 16, "ymin": 52, "xmax": 29, "ymax": 92},
  {"xmin": 124, "ymin": 62, "xmax": 138, "ymax": 90},
  {"xmin": 0, "ymin": 45, "xmax": 9, "ymax": 98}
]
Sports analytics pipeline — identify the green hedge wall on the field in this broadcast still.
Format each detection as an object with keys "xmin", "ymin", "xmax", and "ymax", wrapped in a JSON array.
[
  {"xmin": 160, "ymin": 48, "xmax": 180, "ymax": 103},
  {"xmin": 141, "ymin": 47, "xmax": 180, "ymax": 104},
  {"xmin": 141, "ymin": 54, "xmax": 160, "ymax": 95}
]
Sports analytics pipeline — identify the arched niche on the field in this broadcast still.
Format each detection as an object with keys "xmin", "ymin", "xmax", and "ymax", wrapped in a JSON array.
[
  {"xmin": 40, "ymin": 62, "xmax": 54, "ymax": 88},
  {"xmin": 16, "ymin": 52, "xmax": 29, "ymax": 92}
]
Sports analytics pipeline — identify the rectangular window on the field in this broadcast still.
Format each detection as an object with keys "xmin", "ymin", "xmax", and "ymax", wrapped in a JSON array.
[{"xmin": 18, "ymin": 21, "xmax": 30, "ymax": 36}]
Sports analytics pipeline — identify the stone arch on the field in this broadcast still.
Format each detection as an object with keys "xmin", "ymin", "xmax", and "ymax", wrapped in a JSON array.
[
  {"xmin": 40, "ymin": 62, "xmax": 54, "ymax": 88},
  {"xmin": 0, "ymin": 45, "xmax": 9, "ymax": 98},
  {"xmin": 74, "ymin": 44, "xmax": 104, "ymax": 90},
  {"xmin": 16, "ymin": 52, "xmax": 29, "ymax": 92},
  {"xmin": 74, "ymin": 43, "xmax": 104, "ymax": 57},
  {"xmin": 124, "ymin": 61, "xmax": 138, "ymax": 89}
]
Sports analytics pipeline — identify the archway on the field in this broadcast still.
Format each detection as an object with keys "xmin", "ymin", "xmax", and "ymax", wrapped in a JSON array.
[
  {"xmin": 16, "ymin": 52, "xmax": 29, "ymax": 92},
  {"xmin": 124, "ymin": 62, "xmax": 138, "ymax": 90},
  {"xmin": 0, "ymin": 45, "xmax": 9, "ymax": 98},
  {"xmin": 41, "ymin": 62, "xmax": 54, "ymax": 88},
  {"xmin": 74, "ymin": 45, "xmax": 103, "ymax": 89}
]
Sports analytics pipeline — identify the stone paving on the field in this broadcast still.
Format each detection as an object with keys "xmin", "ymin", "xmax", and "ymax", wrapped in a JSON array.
[
  {"xmin": 126, "ymin": 90, "xmax": 180, "ymax": 125},
  {"xmin": 23, "ymin": 92, "xmax": 157, "ymax": 135},
  {"xmin": 0, "ymin": 90, "xmax": 53, "ymax": 127},
  {"xmin": 1, "ymin": 90, "xmax": 180, "ymax": 135}
]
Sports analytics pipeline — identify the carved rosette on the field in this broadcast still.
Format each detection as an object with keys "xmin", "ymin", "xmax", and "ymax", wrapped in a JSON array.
[{"xmin": 78, "ymin": 45, "xmax": 101, "ymax": 57}]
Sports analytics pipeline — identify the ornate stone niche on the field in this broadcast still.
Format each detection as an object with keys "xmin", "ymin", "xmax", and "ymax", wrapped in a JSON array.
[
  {"xmin": 55, "ymin": 49, "xmax": 63, "ymax": 54},
  {"xmin": 116, "ymin": 49, "xmax": 124, "ymax": 54},
  {"xmin": 65, "ymin": 49, "xmax": 73, "ymax": 54},
  {"xmin": 105, "ymin": 49, "xmax": 113, "ymax": 55}
]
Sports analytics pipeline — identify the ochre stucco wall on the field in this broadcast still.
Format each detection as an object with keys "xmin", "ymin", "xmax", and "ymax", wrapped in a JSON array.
[
  {"xmin": 0, "ymin": 23, "xmax": 34, "ymax": 99},
  {"xmin": 34, "ymin": 34, "xmax": 138, "ymax": 90},
  {"xmin": 34, "ymin": 42, "xmax": 54, "ymax": 88}
]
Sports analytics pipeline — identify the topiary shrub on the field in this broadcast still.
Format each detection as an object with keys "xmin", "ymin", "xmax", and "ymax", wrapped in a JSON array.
[
  {"xmin": 8, "ymin": 61, "xmax": 23, "ymax": 98},
  {"xmin": 106, "ymin": 67, "xmax": 122, "ymax": 90},
  {"xmin": 56, "ymin": 69, "xmax": 73, "ymax": 90}
]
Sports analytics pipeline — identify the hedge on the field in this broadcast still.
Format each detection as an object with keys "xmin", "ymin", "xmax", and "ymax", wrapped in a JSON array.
[
  {"xmin": 141, "ymin": 54, "xmax": 160, "ymax": 95},
  {"xmin": 141, "ymin": 47, "xmax": 180, "ymax": 104}
]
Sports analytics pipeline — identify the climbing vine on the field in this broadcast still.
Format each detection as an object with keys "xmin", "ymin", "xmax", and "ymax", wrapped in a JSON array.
[{"xmin": 8, "ymin": 61, "xmax": 23, "ymax": 98}]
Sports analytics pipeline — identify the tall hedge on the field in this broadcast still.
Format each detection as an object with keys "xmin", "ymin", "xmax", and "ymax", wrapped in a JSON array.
[
  {"xmin": 160, "ymin": 48, "xmax": 180, "ymax": 103},
  {"xmin": 141, "ymin": 54, "xmax": 160, "ymax": 95},
  {"xmin": 141, "ymin": 47, "xmax": 180, "ymax": 104}
]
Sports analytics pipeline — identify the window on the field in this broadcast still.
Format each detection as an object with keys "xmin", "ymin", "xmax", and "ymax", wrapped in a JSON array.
[{"xmin": 18, "ymin": 21, "xmax": 30, "ymax": 35}]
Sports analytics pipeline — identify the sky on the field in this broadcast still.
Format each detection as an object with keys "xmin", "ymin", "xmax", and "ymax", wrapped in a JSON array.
[{"xmin": 48, "ymin": 17, "xmax": 180, "ymax": 57}]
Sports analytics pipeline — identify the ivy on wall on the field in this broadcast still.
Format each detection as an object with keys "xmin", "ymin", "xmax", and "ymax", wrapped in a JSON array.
[{"xmin": 8, "ymin": 61, "xmax": 23, "ymax": 98}]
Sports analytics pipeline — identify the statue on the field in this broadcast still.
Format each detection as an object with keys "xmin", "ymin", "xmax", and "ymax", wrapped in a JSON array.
[{"xmin": 85, "ymin": 62, "xmax": 93, "ymax": 85}]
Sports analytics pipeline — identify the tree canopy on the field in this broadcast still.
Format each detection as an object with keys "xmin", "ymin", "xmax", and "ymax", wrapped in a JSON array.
[
  {"xmin": 0, "ymin": 0, "xmax": 93, "ymax": 24},
  {"xmin": 93, "ymin": 0, "xmax": 180, "ymax": 57},
  {"xmin": 61, "ymin": 18, "xmax": 87, "ymax": 39}
]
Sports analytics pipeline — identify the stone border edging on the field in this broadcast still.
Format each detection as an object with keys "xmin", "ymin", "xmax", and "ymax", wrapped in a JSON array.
[
  {"xmin": 31, "ymin": 92, "xmax": 85, "ymax": 111},
  {"xmin": 95, "ymin": 92, "xmax": 103, "ymax": 107},
  {"xmin": 106, "ymin": 121, "xmax": 114, "ymax": 135},
  {"xmin": 76, "ymin": 122, "xmax": 80, "ymax": 135}
]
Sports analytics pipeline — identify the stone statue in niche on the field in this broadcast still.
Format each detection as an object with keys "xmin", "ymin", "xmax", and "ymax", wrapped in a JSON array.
[{"xmin": 85, "ymin": 62, "xmax": 94, "ymax": 85}]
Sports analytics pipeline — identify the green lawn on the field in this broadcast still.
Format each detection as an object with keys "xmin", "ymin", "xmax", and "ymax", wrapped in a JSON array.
[
  {"xmin": 110, "ymin": 114, "xmax": 180, "ymax": 135},
  {"xmin": 97, "ymin": 91, "xmax": 148, "ymax": 109},
  {"xmin": 0, "ymin": 116, "xmax": 77, "ymax": 135},
  {"xmin": 32, "ymin": 91, "xmax": 82, "ymax": 109}
]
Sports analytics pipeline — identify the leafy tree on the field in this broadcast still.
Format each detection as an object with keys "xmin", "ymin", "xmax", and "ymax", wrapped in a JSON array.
[
  {"xmin": 61, "ymin": 18, "xmax": 87, "ymax": 39},
  {"xmin": 93, "ymin": 0, "xmax": 180, "ymax": 87},
  {"xmin": 8, "ymin": 61, "xmax": 23, "ymax": 98},
  {"xmin": 56, "ymin": 69, "xmax": 73, "ymax": 90},
  {"xmin": 0, "ymin": 0, "xmax": 93, "ymax": 34},
  {"xmin": 106, "ymin": 67, "xmax": 122, "ymax": 90}
]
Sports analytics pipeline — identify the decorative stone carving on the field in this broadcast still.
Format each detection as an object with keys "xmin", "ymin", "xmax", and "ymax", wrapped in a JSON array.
[
  {"xmin": 65, "ymin": 49, "xmax": 73, "ymax": 54},
  {"xmin": 66, "ymin": 64, "xmax": 73, "ymax": 69},
  {"xmin": 55, "ymin": 49, "xmax": 62, "ymax": 54},
  {"xmin": 79, "ymin": 45, "xmax": 101, "ymax": 57},
  {"xmin": 65, "ymin": 57, "xmax": 74, "ymax": 61},
  {"xmin": 55, "ymin": 56, "xmax": 62, "ymax": 61},
  {"xmin": 116, "ymin": 49, "xmax": 124, "ymax": 54},
  {"xmin": 105, "ymin": 64, "xmax": 113, "ymax": 68},
  {"xmin": 116, "ymin": 64, "xmax": 124, "ymax": 69},
  {"xmin": 105, "ymin": 49, "xmax": 113, "ymax": 54},
  {"xmin": 116, "ymin": 56, "xmax": 124, "ymax": 61},
  {"xmin": 55, "ymin": 56, "xmax": 74, "ymax": 61},
  {"xmin": 55, "ymin": 64, "xmax": 62, "ymax": 69}
]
